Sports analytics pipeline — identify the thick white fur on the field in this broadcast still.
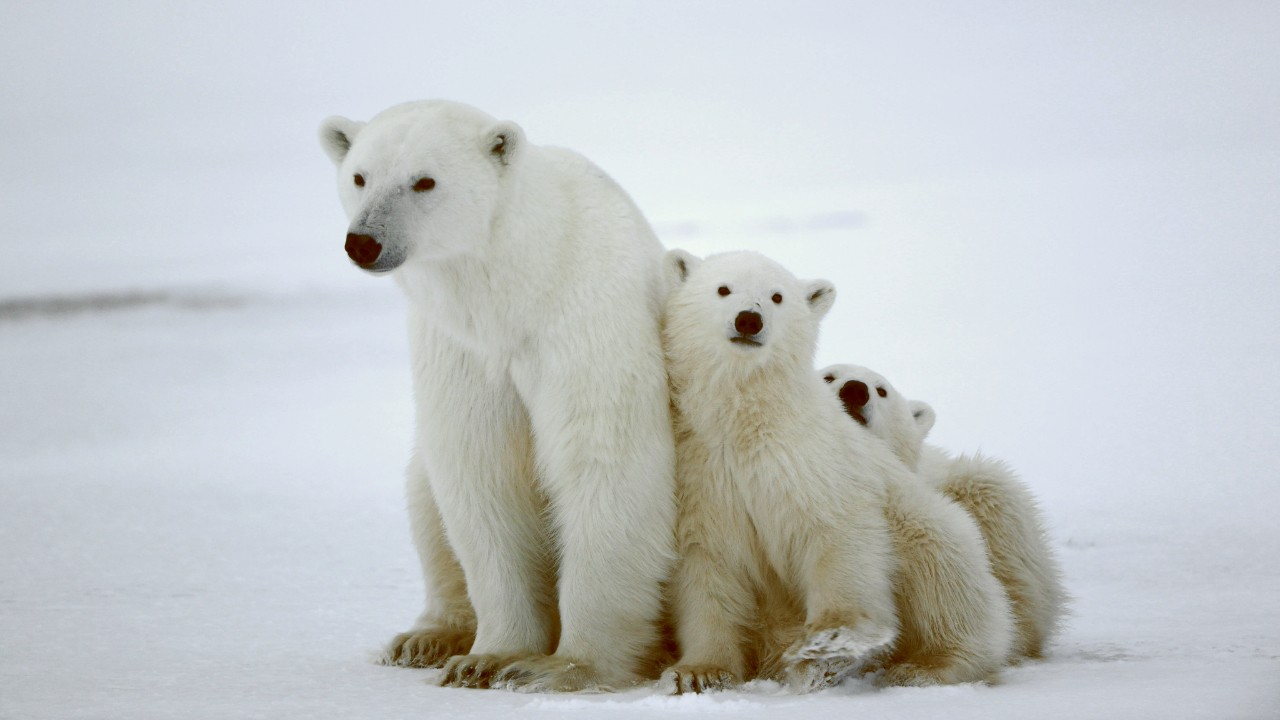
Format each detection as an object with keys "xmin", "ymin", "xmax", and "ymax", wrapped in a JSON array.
[
  {"xmin": 319, "ymin": 100, "xmax": 676, "ymax": 691},
  {"xmin": 820, "ymin": 363, "xmax": 1067, "ymax": 661},
  {"xmin": 660, "ymin": 250, "xmax": 1011, "ymax": 694}
]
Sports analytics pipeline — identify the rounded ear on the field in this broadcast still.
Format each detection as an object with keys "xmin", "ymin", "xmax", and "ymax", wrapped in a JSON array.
[
  {"xmin": 484, "ymin": 121, "xmax": 525, "ymax": 167},
  {"xmin": 663, "ymin": 249, "xmax": 701, "ymax": 293},
  {"xmin": 909, "ymin": 400, "xmax": 936, "ymax": 437},
  {"xmin": 319, "ymin": 116, "xmax": 365, "ymax": 165},
  {"xmin": 804, "ymin": 279, "xmax": 836, "ymax": 318}
]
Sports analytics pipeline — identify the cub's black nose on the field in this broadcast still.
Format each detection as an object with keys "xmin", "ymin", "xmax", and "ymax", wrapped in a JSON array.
[
  {"xmin": 735, "ymin": 310, "xmax": 763, "ymax": 336},
  {"xmin": 345, "ymin": 233, "xmax": 382, "ymax": 267},
  {"xmin": 839, "ymin": 380, "xmax": 870, "ymax": 409},
  {"xmin": 839, "ymin": 380, "xmax": 871, "ymax": 426}
]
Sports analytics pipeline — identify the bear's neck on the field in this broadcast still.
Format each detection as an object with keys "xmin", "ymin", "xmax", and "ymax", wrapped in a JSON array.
[
  {"xmin": 392, "ymin": 165, "xmax": 573, "ymax": 347},
  {"xmin": 674, "ymin": 353, "xmax": 816, "ymax": 444}
]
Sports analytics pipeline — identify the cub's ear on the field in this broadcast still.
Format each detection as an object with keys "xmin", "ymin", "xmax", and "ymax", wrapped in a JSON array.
[
  {"xmin": 663, "ymin": 249, "xmax": 702, "ymax": 292},
  {"xmin": 484, "ymin": 121, "xmax": 525, "ymax": 167},
  {"xmin": 319, "ymin": 116, "xmax": 366, "ymax": 165},
  {"xmin": 804, "ymin": 279, "xmax": 836, "ymax": 318},
  {"xmin": 909, "ymin": 400, "xmax": 936, "ymax": 437}
]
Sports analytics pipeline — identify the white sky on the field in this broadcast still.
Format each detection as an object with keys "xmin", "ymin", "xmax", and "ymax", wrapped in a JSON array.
[{"xmin": 2, "ymin": 1, "xmax": 1277, "ymax": 292}]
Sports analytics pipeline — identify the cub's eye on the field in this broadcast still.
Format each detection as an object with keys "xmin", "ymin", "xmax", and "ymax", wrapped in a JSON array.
[
  {"xmin": 877, "ymin": 386, "xmax": 888, "ymax": 398},
  {"xmin": 353, "ymin": 174, "xmax": 365, "ymax": 187},
  {"xmin": 412, "ymin": 177, "xmax": 436, "ymax": 192},
  {"xmin": 717, "ymin": 286, "xmax": 731, "ymax": 297},
  {"xmin": 823, "ymin": 375, "xmax": 835, "ymax": 383},
  {"xmin": 772, "ymin": 293, "xmax": 783, "ymax": 304}
]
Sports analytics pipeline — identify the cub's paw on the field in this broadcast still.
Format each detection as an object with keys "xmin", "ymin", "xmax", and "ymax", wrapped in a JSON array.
[
  {"xmin": 493, "ymin": 654, "xmax": 608, "ymax": 693},
  {"xmin": 879, "ymin": 657, "xmax": 994, "ymax": 687},
  {"xmin": 880, "ymin": 661, "xmax": 945, "ymax": 688},
  {"xmin": 440, "ymin": 653, "xmax": 524, "ymax": 689},
  {"xmin": 659, "ymin": 664, "xmax": 741, "ymax": 695},
  {"xmin": 783, "ymin": 657, "xmax": 859, "ymax": 693},
  {"xmin": 783, "ymin": 621, "xmax": 895, "ymax": 663},
  {"xmin": 383, "ymin": 626, "xmax": 475, "ymax": 668}
]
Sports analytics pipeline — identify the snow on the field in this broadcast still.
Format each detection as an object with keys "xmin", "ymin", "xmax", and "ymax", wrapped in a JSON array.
[{"xmin": 2, "ymin": 2, "xmax": 1279, "ymax": 718}]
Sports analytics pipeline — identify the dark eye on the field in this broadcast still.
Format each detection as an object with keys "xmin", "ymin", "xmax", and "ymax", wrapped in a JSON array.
[
  {"xmin": 412, "ymin": 177, "xmax": 436, "ymax": 192},
  {"xmin": 877, "ymin": 386, "xmax": 888, "ymax": 398},
  {"xmin": 823, "ymin": 375, "xmax": 835, "ymax": 383},
  {"xmin": 717, "ymin": 286, "xmax": 731, "ymax": 297},
  {"xmin": 353, "ymin": 174, "xmax": 365, "ymax": 187},
  {"xmin": 772, "ymin": 293, "xmax": 783, "ymax": 304}
]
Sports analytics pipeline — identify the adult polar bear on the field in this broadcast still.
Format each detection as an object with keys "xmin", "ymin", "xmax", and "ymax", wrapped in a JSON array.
[{"xmin": 318, "ymin": 101, "xmax": 676, "ymax": 691}]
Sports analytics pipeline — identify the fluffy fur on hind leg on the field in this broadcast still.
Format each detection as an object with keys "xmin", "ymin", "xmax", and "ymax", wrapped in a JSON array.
[
  {"xmin": 877, "ymin": 478, "xmax": 1014, "ymax": 686},
  {"xmin": 385, "ymin": 454, "xmax": 478, "ymax": 668},
  {"xmin": 933, "ymin": 452, "xmax": 1068, "ymax": 660},
  {"xmin": 879, "ymin": 656, "xmax": 998, "ymax": 687}
]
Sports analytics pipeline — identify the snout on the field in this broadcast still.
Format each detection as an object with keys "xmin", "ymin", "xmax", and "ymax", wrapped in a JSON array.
[
  {"xmin": 345, "ymin": 233, "xmax": 382, "ymax": 267},
  {"xmin": 729, "ymin": 309, "xmax": 766, "ymax": 348},
  {"xmin": 735, "ymin": 310, "xmax": 763, "ymax": 337},
  {"xmin": 839, "ymin": 380, "xmax": 870, "ymax": 426}
]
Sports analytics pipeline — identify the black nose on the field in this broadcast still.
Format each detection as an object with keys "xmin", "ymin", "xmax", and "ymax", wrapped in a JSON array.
[
  {"xmin": 345, "ymin": 233, "xmax": 382, "ymax": 267},
  {"xmin": 735, "ymin": 310, "xmax": 763, "ymax": 336},
  {"xmin": 839, "ymin": 380, "xmax": 870, "ymax": 409}
]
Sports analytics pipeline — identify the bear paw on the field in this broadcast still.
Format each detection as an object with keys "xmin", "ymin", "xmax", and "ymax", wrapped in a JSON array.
[
  {"xmin": 783, "ymin": 621, "xmax": 895, "ymax": 663},
  {"xmin": 879, "ymin": 661, "xmax": 945, "ymax": 687},
  {"xmin": 439, "ymin": 653, "xmax": 526, "ymax": 689},
  {"xmin": 879, "ymin": 657, "xmax": 993, "ymax": 687},
  {"xmin": 659, "ymin": 664, "xmax": 741, "ymax": 695},
  {"xmin": 383, "ymin": 626, "xmax": 475, "ymax": 668},
  {"xmin": 491, "ymin": 654, "xmax": 610, "ymax": 693},
  {"xmin": 783, "ymin": 657, "xmax": 860, "ymax": 693}
]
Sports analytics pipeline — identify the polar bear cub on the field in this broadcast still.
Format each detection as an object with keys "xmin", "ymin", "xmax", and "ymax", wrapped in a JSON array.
[
  {"xmin": 661, "ymin": 250, "xmax": 1012, "ymax": 692},
  {"xmin": 821, "ymin": 363, "xmax": 1067, "ymax": 660}
]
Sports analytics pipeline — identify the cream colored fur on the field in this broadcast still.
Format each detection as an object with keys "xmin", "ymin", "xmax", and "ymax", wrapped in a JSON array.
[
  {"xmin": 660, "ymin": 250, "xmax": 1012, "ymax": 693},
  {"xmin": 320, "ymin": 101, "xmax": 676, "ymax": 691},
  {"xmin": 821, "ymin": 363, "xmax": 1068, "ymax": 661}
]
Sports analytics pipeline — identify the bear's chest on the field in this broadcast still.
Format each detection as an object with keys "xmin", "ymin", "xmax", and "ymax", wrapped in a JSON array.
[{"xmin": 397, "ymin": 262, "xmax": 538, "ymax": 359}]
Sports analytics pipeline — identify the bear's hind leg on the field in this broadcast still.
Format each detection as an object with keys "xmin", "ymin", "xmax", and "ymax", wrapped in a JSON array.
[
  {"xmin": 880, "ymin": 480, "xmax": 1014, "ymax": 686},
  {"xmin": 938, "ymin": 454, "xmax": 1067, "ymax": 661},
  {"xmin": 382, "ymin": 451, "xmax": 475, "ymax": 668}
]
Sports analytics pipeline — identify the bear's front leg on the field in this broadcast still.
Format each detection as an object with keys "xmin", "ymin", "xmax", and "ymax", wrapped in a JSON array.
[
  {"xmin": 415, "ymin": 334, "xmax": 558, "ymax": 688},
  {"xmin": 382, "ymin": 450, "xmax": 476, "ymax": 668},
  {"xmin": 659, "ymin": 437, "xmax": 754, "ymax": 694},
  {"xmin": 500, "ymin": 350, "xmax": 677, "ymax": 691},
  {"xmin": 784, "ymin": 507, "xmax": 899, "ymax": 675}
]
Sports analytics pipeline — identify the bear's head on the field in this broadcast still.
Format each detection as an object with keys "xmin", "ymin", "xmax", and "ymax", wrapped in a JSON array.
[
  {"xmin": 663, "ymin": 249, "xmax": 835, "ymax": 377},
  {"xmin": 318, "ymin": 100, "xmax": 525, "ymax": 273},
  {"xmin": 819, "ymin": 363, "xmax": 935, "ymax": 470}
]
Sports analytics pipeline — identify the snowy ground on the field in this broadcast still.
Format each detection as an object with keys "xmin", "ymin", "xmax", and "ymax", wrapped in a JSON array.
[
  {"xmin": 2, "ymin": 281, "xmax": 1277, "ymax": 720},
  {"xmin": 3, "ymin": 2, "xmax": 1279, "ymax": 718}
]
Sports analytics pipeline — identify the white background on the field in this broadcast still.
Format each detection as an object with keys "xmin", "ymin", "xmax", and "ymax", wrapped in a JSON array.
[{"xmin": 2, "ymin": 2, "xmax": 1277, "ymax": 718}]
